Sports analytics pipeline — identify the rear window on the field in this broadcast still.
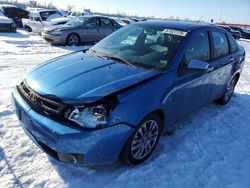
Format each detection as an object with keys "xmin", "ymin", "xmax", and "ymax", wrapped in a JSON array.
[
  {"xmin": 101, "ymin": 18, "xmax": 113, "ymax": 27},
  {"xmin": 212, "ymin": 31, "xmax": 229, "ymax": 58}
]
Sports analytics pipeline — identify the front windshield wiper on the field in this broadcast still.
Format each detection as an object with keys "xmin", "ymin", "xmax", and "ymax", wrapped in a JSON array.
[
  {"xmin": 104, "ymin": 55, "xmax": 138, "ymax": 69},
  {"xmin": 88, "ymin": 50, "xmax": 139, "ymax": 69},
  {"xmin": 87, "ymin": 49, "xmax": 108, "ymax": 60}
]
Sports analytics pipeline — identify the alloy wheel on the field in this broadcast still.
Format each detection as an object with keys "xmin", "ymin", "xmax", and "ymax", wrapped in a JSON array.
[
  {"xmin": 68, "ymin": 35, "xmax": 79, "ymax": 46},
  {"xmin": 131, "ymin": 120, "xmax": 159, "ymax": 160}
]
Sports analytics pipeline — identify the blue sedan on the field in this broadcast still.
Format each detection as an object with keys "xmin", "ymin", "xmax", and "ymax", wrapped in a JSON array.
[{"xmin": 12, "ymin": 21, "xmax": 245, "ymax": 165}]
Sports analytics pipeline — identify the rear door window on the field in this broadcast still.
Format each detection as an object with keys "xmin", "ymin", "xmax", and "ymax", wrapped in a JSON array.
[
  {"xmin": 100, "ymin": 18, "xmax": 113, "ymax": 27},
  {"xmin": 212, "ymin": 31, "xmax": 229, "ymax": 58},
  {"xmin": 227, "ymin": 34, "xmax": 238, "ymax": 53},
  {"xmin": 86, "ymin": 18, "xmax": 100, "ymax": 28}
]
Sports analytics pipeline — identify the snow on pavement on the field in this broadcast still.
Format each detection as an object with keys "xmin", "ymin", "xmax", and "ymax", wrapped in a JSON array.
[{"xmin": 0, "ymin": 30, "xmax": 250, "ymax": 188}]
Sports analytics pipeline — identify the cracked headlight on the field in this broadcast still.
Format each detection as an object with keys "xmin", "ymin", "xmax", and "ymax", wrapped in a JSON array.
[
  {"xmin": 50, "ymin": 30, "xmax": 63, "ymax": 35},
  {"xmin": 68, "ymin": 105, "xmax": 108, "ymax": 128}
]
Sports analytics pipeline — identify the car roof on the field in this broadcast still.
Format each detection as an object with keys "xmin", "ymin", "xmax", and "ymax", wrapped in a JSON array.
[
  {"xmin": 136, "ymin": 20, "xmax": 218, "ymax": 31},
  {"xmin": 89, "ymin": 15, "xmax": 114, "ymax": 19},
  {"xmin": 218, "ymin": 25, "xmax": 230, "ymax": 28},
  {"xmin": 30, "ymin": 9, "xmax": 58, "ymax": 13},
  {"xmin": 0, "ymin": 4, "xmax": 17, "ymax": 8}
]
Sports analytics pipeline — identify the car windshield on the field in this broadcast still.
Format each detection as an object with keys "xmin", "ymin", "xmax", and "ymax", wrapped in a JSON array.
[
  {"xmin": 221, "ymin": 26, "xmax": 231, "ymax": 32},
  {"xmin": 90, "ymin": 24, "xmax": 186, "ymax": 70},
  {"xmin": 40, "ymin": 11, "xmax": 61, "ymax": 21},
  {"xmin": 66, "ymin": 17, "xmax": 88, "ymax": 27}
]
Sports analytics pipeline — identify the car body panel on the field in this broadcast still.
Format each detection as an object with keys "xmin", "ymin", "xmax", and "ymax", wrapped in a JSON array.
[
  {"xmin": 0, "ymin": 15, "xmax": 16, "ymax": 32},
  {"xmin": 25, "ymin": 51, "xmax": 161, "ymax": 103},
  {"xmin": 12, "ymin": 88, "xmax": 133, "ymax": 164},
  {"xmin": 0, "ymin": 9, "xmax": 16, "ymax": 32}
]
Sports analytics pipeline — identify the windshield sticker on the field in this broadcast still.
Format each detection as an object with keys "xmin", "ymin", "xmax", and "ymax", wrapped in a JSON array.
[{"xmin": 163, "ymin": 29, "xmax": 187, "ymax": 36}]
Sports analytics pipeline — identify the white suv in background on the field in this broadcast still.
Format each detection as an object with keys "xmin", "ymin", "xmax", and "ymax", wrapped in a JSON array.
[{"xmin": 22, "ymin": 9, "xmax": 71, "ymax": 33}]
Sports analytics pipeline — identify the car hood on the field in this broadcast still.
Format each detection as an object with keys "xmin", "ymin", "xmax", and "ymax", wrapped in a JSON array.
[
  {"xmin": 50, "ymin": 17, "xmax": 71, "ymax": 23},
  {"xmin": 44, "ymin": 24, "xmax": 74, "ymax": 32},
  {"xmin": 0, "ymin": 16, "xmax": 13, "ymax": 24},
  {"xmin": 25, "ymin": 51, "xmax": 161, "ymax": 104}
]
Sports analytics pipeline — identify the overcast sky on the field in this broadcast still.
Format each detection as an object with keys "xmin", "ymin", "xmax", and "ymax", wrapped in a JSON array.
[{"xmin": 20, "ymin": 0, "xmax": 250, "ymax": 24}]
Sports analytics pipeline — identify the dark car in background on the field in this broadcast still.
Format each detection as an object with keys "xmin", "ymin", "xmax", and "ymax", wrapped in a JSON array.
[
  {"xmin": 230, "ymin": 26, "xmax": 250, "ymax": 39},
  {"xmin": 0, "ymin": 4, "xmax": 29, "ymax": 27},
  {"xmin": 0, "ymin": 10, "xmax": 16, "ymax": 32},
  {"xmin": 218, "ymin": 25, "xmax": 241, "ymax": 39},
  {"xmin": 42, "ymin": 16, "xmax": 123, "ymax": 46}
]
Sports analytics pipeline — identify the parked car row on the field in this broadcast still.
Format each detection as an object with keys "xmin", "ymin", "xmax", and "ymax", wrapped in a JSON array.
[
  {"xmin": 217, "ymin": 24, "xmax": 250, "ymax": 40},
  {"xmin": 0, "ymin": 5, "xmax": 141, "ymax": 46},
  {"xmin": 217, "ymin": 25, "xmax": 241, "ymax": 39},
  {"xmin": 230, "ymin": 26, "xmax": 250, "ymax": 39}
]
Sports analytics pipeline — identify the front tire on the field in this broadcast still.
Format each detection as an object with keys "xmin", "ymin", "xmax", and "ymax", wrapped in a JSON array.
[
  {"xmin": 121, "ymin": 114, "xmax": 163, "ymax": 165},
  {"xmin": 24, "ymin": 25, "xmax": 32, "ymax": 32},
  {"xmin": 66, "ymin": 33, "xmax": 80, "ymax": 46},
  {"xmin": 216, "ymin": 76, "xmax": 238, "ymax": 105}
]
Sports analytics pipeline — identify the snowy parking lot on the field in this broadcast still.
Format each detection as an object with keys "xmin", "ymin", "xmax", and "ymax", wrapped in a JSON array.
[{"xmin": 0, "ymin": 30, "xmax": 250, "ymax": 188}]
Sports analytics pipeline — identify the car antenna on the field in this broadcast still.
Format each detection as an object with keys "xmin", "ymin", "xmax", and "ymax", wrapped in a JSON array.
[{"xmin": 197, "ymin": 16, "xmax": 204, "ymax": 23}]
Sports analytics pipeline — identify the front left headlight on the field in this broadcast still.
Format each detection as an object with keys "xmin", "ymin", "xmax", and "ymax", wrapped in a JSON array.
[
  {"xmin": 68, "ymin": 105, "xmax": 108, "ymax": 129},
  {"xmin": 50, "ymin": 30, "xmax": 64, "ymax": 35}
]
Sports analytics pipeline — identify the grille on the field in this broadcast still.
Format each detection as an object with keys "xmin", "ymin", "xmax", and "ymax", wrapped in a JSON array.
[
  {"xmin": 17, "ymin": 81, "xmax": 67, "ymax": 118},
  {"xmin": 0, "ymin": 23, "xmax": 10, "ymax": 29}
]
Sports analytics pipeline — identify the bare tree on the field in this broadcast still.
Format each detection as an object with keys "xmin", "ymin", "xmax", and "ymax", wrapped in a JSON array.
[{"xmin": 67, "ymin": 4, "xmax": 75, "ymax": 12}]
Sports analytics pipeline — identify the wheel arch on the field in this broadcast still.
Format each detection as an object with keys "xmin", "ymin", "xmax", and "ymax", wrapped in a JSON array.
[{"xmin": 234, "ymin": 72, "xmax": 240, "ymax": 83}]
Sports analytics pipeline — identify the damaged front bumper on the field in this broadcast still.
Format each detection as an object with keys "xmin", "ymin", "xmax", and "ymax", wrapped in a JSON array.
[{"xmin": 12, "ymin": 88, "xmax": 133, "ymax": 165}]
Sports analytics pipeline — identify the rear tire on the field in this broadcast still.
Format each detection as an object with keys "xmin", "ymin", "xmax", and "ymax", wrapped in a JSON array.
[
  {"xmin": 121, "ymin": 114, "xmax": 163, "ymax": 165},
  {"xmin": 66, "ymin": 33, "xmax": 80, "ymax": 46},
  {"xmin": 215, "ymin": 76, "xmax": 238, "ymax": 105}
]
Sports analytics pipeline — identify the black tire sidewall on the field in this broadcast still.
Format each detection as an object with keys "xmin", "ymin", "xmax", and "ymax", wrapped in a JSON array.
[{"xmin": 218, "ymin": 77, "xmax": 238, "ymax": 105}]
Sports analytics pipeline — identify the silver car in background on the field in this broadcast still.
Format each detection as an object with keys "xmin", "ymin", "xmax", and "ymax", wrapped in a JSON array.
[{"xmin": 42, "ymin": 16, "xmax": 123, "ymax": 46}]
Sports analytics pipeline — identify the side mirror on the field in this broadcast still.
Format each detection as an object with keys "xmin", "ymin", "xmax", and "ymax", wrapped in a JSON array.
[{"xmin": 187, "ymin": 59, "xmax": 209, "ymax": 72}]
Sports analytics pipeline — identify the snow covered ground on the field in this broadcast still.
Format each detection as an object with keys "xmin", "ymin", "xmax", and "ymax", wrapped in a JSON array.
[{"xmin": 0, "ymin": 30, "xmax": 250, "ymax": 188}]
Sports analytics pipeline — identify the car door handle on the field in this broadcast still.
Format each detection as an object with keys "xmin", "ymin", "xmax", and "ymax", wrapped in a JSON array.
[
  {"xmin": 207, "ymin": 67, "xmax": 214, "ymax": 73},
  {"xmin": 230, "ymin": 57, "xmax": 235, "ymax": 62}
]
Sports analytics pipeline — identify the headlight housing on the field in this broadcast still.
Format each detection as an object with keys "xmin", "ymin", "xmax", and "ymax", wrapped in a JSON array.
[
  {"xmin": 50, "ymin": 29, "xmax": 63, "ymax": 35},
  {"xmin": 66, "ymin": 97, "xmax": 118, "ymax": 129},
  {"xmin": 68, "ymin": 105, "xmax": 107, "ymax": 128}
]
